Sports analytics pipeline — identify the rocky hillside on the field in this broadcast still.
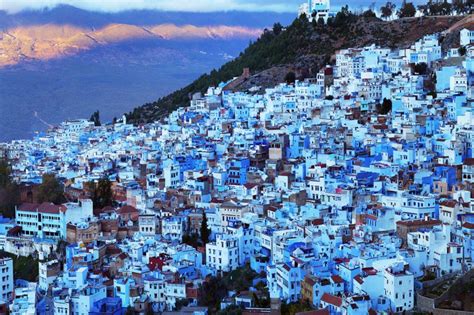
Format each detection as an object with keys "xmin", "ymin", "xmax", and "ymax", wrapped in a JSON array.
[{"xmin": 126, "ymin": 13, "xmax": 470, "ymax": 124}]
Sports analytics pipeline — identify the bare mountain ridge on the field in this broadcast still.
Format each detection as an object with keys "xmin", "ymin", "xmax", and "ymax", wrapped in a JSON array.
[{"xmin": 0, "ymin": 23, "xmax": 262, "ymax": 67}]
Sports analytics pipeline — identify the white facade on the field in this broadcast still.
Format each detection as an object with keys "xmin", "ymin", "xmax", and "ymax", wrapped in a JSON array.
[
  {"xmin": 144, "ymin": 276, "xmax": 166, "ymax": 309},
  {"xmin": 206, "ymin": 233, "xmax": 239, "ymax": 272},
  {"xmin": 114, "ymin": 278, "xmax": 131, "ymax": 308},
  {"xmin": 298, "ymin": 0, "xmax": 333, "ymax": 23},
  {"xmin": 10, "ymin": 283, "xmax": 37, "ymax": 315},
  {"xmin": 139, "ymin": 214, "xmax": 157, "ymax": 236},
  {"xmin": 64, "ymin": 200, "xmax": 93, "ymax": 225},
  {"xmin": 54, "ymin": 296, "xmax": 71, "ymax": 315},
  {"xmin": 71, "ymin": 284, "xmax": 107, "ymax": 315},
  {"xmin": 165, "ymin": 282, "xmax": 186, "ymax": 311},
  {"xmin": 38, "ymin": 260, "xmax": 60, "ymax": 292},
  {"xmin": 0, "ymin": 258, "xmax": 13, "ymax": 302},
  {"xmin": 450, "ymin": 68, "xmax": 468, "ymax": 93},
  {"xmin": 164, "ymin": 164, "xmax": 180, "ymax": 188},
  {"xmin": 383, "ymin": 262, "xmax": 414, "ymax": 312},
  {"xmin": 161, "ymin": 217, "xmax": 184, "ymax": 241},
  {"xmin": 15, "ymin": 203, "xmax": 66, "ymax": 239},
  {"xmin": 460, "ymin": 28, "xmax": 474, "ymax": 47}
]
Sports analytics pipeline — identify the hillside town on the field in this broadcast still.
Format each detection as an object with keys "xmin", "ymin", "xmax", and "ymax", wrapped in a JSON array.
[{"xmin": 0, "ymin": 15, "xmax": 473, "ymax": 315}]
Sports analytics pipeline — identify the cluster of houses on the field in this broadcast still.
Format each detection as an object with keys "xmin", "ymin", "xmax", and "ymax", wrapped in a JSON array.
[{"xmin": 0, "ymin": 25, "xmax": 473, "ymax": 315}]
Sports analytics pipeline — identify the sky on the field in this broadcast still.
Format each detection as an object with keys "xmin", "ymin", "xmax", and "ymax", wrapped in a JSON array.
[{"xmin": 1, "ymin": 0, "xmax": 424, "ymax": 14}]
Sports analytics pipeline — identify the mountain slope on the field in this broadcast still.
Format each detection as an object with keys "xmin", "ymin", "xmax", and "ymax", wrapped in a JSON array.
[
  {"xmin": 0, "ymin": 5, "xmax": 295, "ymax": 29},
  {"xmin": 126, "ymin": 14, "xmax": 467, "ymax": 124},
  {"xmin": 0, "ymin": 23, "xmax": 261, "ymax": 67}
]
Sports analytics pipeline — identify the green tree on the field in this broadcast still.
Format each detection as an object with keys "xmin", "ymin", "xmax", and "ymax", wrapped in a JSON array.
[
  {"xmin": 285, "ymin": 71, "xmax": 296, "ymax": 84},
  {"xmin": 411, "ymin": 62, "xmax": 428, "ymax": 75},
  {"xmin": 418, "ymin": 2, "xmax": 430, "ymax": 15},
  {"xmin": 377, "ymin": 98, "xmax": 393, "ymax": 115},
  {"xmin": 198, "ymin": 275, "xmax": 227, "ymax": 310},
  {"xmin": 87, "ymin": 177, "xmax": 113, "ymax": 209},
  {"xmin": 0, "ymin": 157, "xmax": 19, "ymax": 218},
  {"xmin": 272, "ymin": 23, "xmax": 283, "ymax": 35},
  {"xmin": 198, "ymin": 265, "xmax": 259, "ymax": 311},
  {"xmin": 439, "ymin": 0, "xmax": 453, "ymax": 15},
  {"xmin": 175, "ymin": 298, "xmax": 189, "ymax": 310},
  {"xmin": 254, "ymin": 281, "xmax": 270, "ymax": 308},
  {"xmin": 200, "ymin": 210, "xmax": 210, "ymax": 245},
  {"xmin": 334, "ymin": 5, "xmax": 353, "ymax": 27},
  {"xmin": 97, "ymin": 177, "xmax": 113, "ymax": 208},
  {"xmin": 452, "ymin": 0, "xmax": 467, "ymax": 14},
  {"xmin": 362, "ymin": 9, "xmax": 377, "ymax": 18},
  {"xmin": 381, "ymin": 1, "xmax": 396, "ymax": 19},
  {"xmin": 37, "ymin": 174, "xmax": 65, "ymax": 204},
  {"xmin": 0, "ymin": 251, "xmax": 39, "ymax": 282},
  {"xmin": 0, "ymin": 158, "xmax": 11, "ymax": 188},
  {"xmin": 398, "ymin": 1, "xmax": 417, "ymax": 18},
  {"xmin": 183, "ymin": 232, "xmax": 199, "ymax": 248},
  {"xmin": 281, "ymin": 300, "xmax": 313, "ymax": 315},
  {"xmin": 427, "ymin": 90, "xmax": 437, "ymax": 99},
  {"xmin": 459, "ymin": 46, "xmax": 467, "ymax": 56},
  {"xmin": 89, "ymin": 110, "xmax": 101, "ymax": 127},
  {"xmin": 221, "ymin": 264, "xmax": 258, "ymax": 292}
]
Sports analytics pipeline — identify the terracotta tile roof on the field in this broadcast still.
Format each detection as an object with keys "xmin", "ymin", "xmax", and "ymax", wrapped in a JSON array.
[
  {"xmin": 118, "ymin": 205, "xmax": 137, "ymax": 214},
  {"xmin": 362, "ymin": 267, "xmax": 377, "ymax": 276},
  {"xmin": 17, "ymin": 203, "xmax": 39, "ymax": 212},
  {"xmin": 440, "ymin": 200, "xmax": 457, "ymax": 207},
  {"xmin": 17, "ymin": 202, "xmax": 65, "ymax": 214},
  {"xmin": 331, "ymin": 275, "xmax": 344, "ymax": 284},
  {"xmin": 304, "ymin": 275, "xmax": 317, "ymax": 286},
  {"xmin": 321, "ymin": 293, "xmax": 342, "ymax": 307},
  {"xmin": 464, "ymin": 158, "xmax": 474, "ymax": 166},
  {"xmin": 396, "ymin": 219, "xmax": 442, "ymax": 227},
  {"xmin": 311, "ymin": 218, "xmax": 324, "ymax": 226},
  {"xmin": 462, "ymin": 222, "xmax": 474, "ymax": 229},
  {"xmin": 38, "ymin": 202, "xmax": 64, "ymax": 214},
  {"xmin": 244, "ymin": 183, "xmax": 258, "ymax": 189},
  {"xmin": 354, "ymin": 275, "xmax": 364, "ymax": 284}
]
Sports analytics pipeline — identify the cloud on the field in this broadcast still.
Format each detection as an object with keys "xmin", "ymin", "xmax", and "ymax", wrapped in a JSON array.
[
  {"xmin": 1, "ymin": 0, "xmax": 297, "ymax": 13},
  {"xmin": 1, "ymin": 0, "xmax": 426, "ymax": 14}
]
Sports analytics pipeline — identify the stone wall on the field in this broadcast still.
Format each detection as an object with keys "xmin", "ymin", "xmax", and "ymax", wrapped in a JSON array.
[
  {"xmin": 416, "ymin": 269, "xmax": 474, "ymax": 314},
  {"xmin": 417, "ymin": 271, "xmax": 460, "ymax": 290}
]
